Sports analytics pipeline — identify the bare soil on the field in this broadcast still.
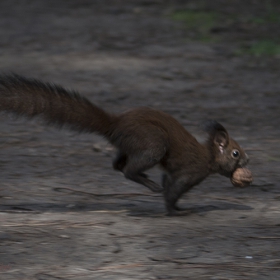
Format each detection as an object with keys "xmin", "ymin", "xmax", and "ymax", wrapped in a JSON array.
[{"xmin": 0, "ymin": 1, "xmax": 280, "ymax": 279}]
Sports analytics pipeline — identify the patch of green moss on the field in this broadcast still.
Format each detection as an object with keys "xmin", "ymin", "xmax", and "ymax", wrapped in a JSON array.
[
  {"xmin": 237, "ymin": 40, "xmax": 280, "ymax": 56},
  {"xmin": 171, "ymin": 10, "xmax": 218, "ymax": 30},
  {"xmin": 171, "ymin": 10, "xmax": 219, "ymax": 41},
  {"xmin": 250, "ymin": 12, "xmax": 280, "ymax": 24}
]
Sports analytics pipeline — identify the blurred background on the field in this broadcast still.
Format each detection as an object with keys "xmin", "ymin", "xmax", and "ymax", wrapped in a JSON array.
[{"xmin": 0, "ymin": 1, "xmax": 280, "ymax": 279}]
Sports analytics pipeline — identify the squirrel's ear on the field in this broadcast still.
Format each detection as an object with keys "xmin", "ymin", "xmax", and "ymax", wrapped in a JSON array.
[
  {"xmin": 213, "ymin": 130, "xmax": 229, "ymax": 153},
  {"xmin": 203, "ymin": 120, "xmax": 229, "ymax": 153}
]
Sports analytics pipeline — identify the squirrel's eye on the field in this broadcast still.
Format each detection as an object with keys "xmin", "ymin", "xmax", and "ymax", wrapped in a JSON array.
[{"xmin": 232, "ymin": 150, "xmax": 240, "ymax": 159}]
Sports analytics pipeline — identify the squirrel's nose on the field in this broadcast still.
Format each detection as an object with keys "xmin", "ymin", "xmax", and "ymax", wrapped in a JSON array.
[
  {"xmin": 240, "ymin": 153, "xmax": 249, "ymax": 167},
  {"xmin": 245, "ymin": 153, "xmax": 249, "ymax": 164},
  {"xmin": 238, "ymin": 153, "xmax": 249, "ymax": 168}
]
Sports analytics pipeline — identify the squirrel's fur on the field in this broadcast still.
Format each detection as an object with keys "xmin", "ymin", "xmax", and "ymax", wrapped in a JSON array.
[{"xmin": 0, "ymin": 74, "xmax": 249, "ymax": 215}]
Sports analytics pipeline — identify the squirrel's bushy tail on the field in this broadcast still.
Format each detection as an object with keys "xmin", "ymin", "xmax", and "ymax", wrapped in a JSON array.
[{"xmin": 0, "ymin": 74, "xmax": 116, "ymax": 137}]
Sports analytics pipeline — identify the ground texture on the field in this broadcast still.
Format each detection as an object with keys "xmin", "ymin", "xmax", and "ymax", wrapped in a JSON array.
[{"xmin": 0, "ymin": 1, "xmax": 280, "ymax": 279}]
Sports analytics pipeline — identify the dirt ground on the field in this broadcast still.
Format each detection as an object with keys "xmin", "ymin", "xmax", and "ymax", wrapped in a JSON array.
[{"xmin": 0, "ymin": 1, "xmax": 280, "ymax": 279}]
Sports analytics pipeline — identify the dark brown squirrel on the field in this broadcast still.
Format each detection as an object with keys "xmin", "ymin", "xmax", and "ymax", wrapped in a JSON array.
[{"xmin": 0, "ymin": 74, "xmax": 249, "ymax": 215}]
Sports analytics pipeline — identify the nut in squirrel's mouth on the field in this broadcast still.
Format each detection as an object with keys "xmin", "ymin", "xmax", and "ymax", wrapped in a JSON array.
[{"xmin": 231, "ymin": 167, "xmax": 253, "ymax": 188}]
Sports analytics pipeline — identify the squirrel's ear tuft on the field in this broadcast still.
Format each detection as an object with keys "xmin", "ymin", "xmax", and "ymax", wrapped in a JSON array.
[
  {"xmin": 202, "ymin": 120, "xmax": 226, "ymax": 134},
  {"xmin": 202, "ymin": 120, "xmax": 229, "ymax": 150}
]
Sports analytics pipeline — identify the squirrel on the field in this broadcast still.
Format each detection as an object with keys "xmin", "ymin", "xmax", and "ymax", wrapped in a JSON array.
[{"xmin": 0, "ymin": 74, "xmax": 249, "ymax": 215}]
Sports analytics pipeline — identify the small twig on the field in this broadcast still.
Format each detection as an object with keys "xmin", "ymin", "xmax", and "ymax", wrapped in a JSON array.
[
  {"xmin": 96, "ymin": 263, "xmax": 144, "ymax": 271},
  {"xmin": 2, "ymin": 221, "xmax": 112, "ymax": 228},
  {"xmin": 203, "ymin": 195, "xmax": 243, "ymax": 204},
  {"xmin": 0, "ymin": 209, "xmax": 40, "ymax": 214},
  {"xmin": 248, "ymin": 236, "xmax": 280, "ymax": 239},
  {"xmin": 53, "ymin": 187, "xmax": 160, "ymax": 198},
  {"xmin": 150, "ymin": 258, "xmax": 280, "ymax": 269}
]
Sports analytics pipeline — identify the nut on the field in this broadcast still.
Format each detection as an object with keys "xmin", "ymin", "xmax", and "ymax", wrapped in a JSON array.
[{"xmin": 231, "ymin": 168, "xmax": 253, "ymax": 188}]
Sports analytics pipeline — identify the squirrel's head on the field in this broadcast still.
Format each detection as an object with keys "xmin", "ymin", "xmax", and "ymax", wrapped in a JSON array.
[{"xmin": 204, "ymin": 121, "xmax": 249, "ymax": 177}]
